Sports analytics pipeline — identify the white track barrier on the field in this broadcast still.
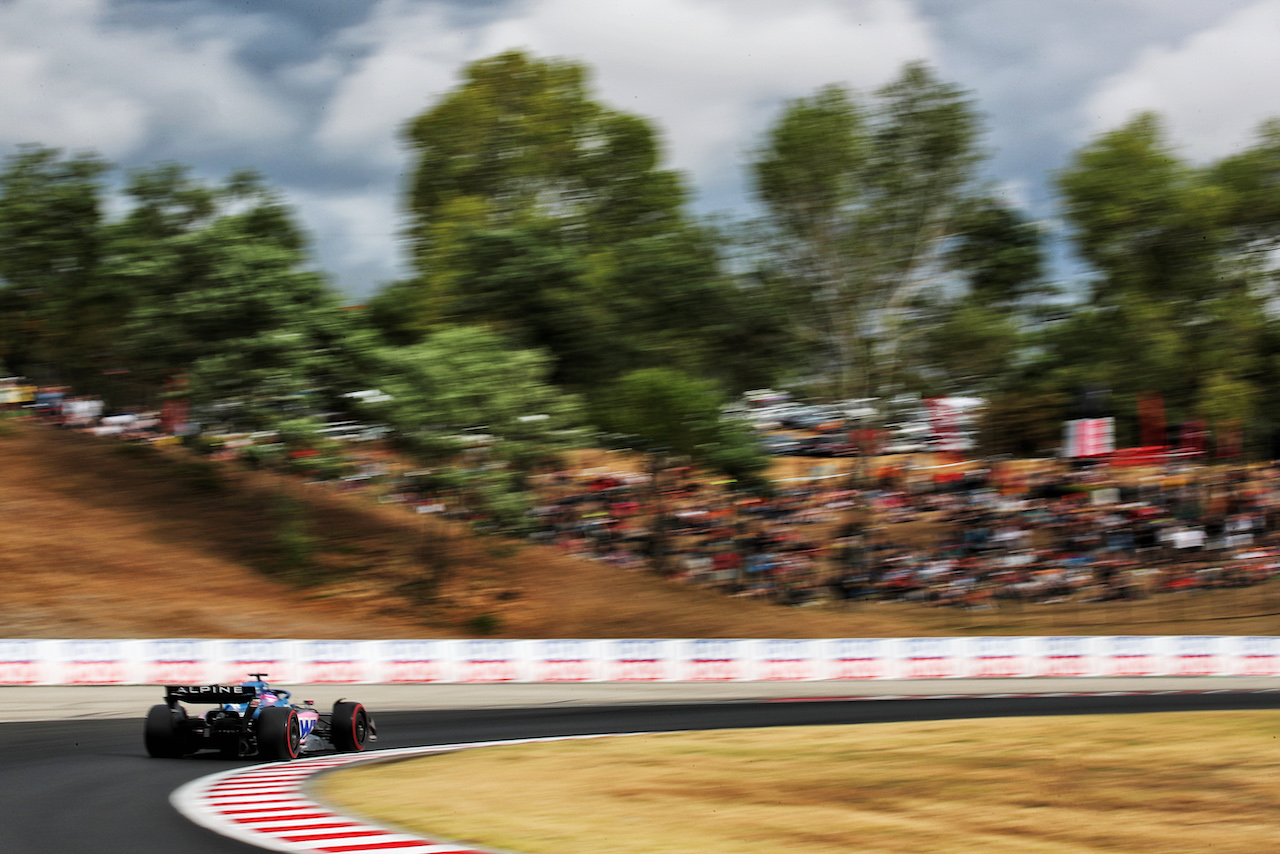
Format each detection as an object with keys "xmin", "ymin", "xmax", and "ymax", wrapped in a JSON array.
[{"xmin": 1, "ymin": 636, "xmax": 1279, "ymax": 685}]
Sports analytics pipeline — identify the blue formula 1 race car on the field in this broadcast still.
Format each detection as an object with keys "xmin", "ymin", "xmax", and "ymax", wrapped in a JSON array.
[{"xmin": 144, "ymin": 674, "xmax": 375, "ymax": 760}]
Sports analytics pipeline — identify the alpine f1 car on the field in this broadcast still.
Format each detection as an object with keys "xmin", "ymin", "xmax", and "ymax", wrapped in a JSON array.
[{"xmin": 144, "ymin": 674, "xmax": 375, "ymax": 760}]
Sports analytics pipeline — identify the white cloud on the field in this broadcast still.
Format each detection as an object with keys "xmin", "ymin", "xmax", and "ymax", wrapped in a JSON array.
[
  {"xmin": 1082, "ymin": 0, "xmax": 1280, "ymax": 160},
  {"xmin": 492, "ymin": 0, "xmax": 936, "ymax": 199},
  {"xmin": 315, "ymin": 0, "xmax": 937, "ymax": 205},
  {"xmin": 991, "ymin": 178, "xmax": 1032, "ymax": 210},
  {"xmin": 0, "ymin": 0, "xmax": 296, "ymax": 158},
  {"xmin": 311, "ymin": 2, "xmax": 483, "ymax": 165},
  {"xmin": 284, "ymin": 186, "xmax": 408, "ymax": 296}
]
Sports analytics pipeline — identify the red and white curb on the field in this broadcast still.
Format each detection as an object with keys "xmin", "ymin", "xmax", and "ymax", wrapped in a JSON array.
[
  {"xmin": 172, "ymin": 690, "xmax": 1280, "ymax": 853},
  {"xmin": 171, "ymin": 735, "xmax": 634, "ymax": 854}
]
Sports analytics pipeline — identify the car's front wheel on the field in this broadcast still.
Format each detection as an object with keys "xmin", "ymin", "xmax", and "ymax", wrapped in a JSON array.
[{"xmin": 331, "ymin": 702, "xmax": 370, "ymax": 752}]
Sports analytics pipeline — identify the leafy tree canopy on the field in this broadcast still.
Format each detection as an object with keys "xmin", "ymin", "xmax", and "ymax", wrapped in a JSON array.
[
  {"xmin": 403, "ymin": 50, "xmax": 686, "ymax": 255},
  {"xmin": 94, "ymin": 165, "xmax": 352, "ymax": 431},
  {"xmin": 365, "ymin": 323, "xmax": 583, "ymax": 463},
  {"xmin": 749, "ymin": 62, "xmax": 988, "ymax": 402},
  {"xmin": 0, "ymin": 145, "xmax": 110, "ymax": 382},
  {"xmin": 1056, "ymin": 112, "xmax": 1231, "ymax": 304},
  {"xmin": 389, "ymin": 50, "xmax": 783, "ymax": 397},
  {"xmin": 1049, "ymin": 112, "xmax": 1280, "ymax": 446},
  {"xmin": 591, "ymin": 367, "xmax": 769, "ymax": 488}
]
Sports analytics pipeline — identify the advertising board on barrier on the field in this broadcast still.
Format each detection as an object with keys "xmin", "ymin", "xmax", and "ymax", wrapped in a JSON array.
[
  {"xmin": 529, "ymin": 639, "xmax": 600, "ymax": 682},
  {"xmin": 755, "ymin": 639, "xmax": 820, "ymax": 681},
  {"xmin": 964, "ymin": 636, "xmax": 1029, "ymax": 679},
  {"xmin": 1169, "ymin": 636, "xmax": 1226, "ymax": 677},
  {"xmin": 2, "ymin": 636, "xmax": 1279, "ymax": 685},
  {"xmin": 219, "ymin": 639, "xmax": 293, "ymax": 684},
  {"xmin": 829, "ymin": 638, "xmax": 891, "ymax": 679},
  {"xmin": 606, "ymin": 639, "xmax": 672, "ymax": 681},
  {"xmin": 456, "ymin": 639, "xmax": 521, "ymax": 683},
  {"xmin": 1238, "ymin": 636, "xmax": 1280, "ymax": 676},
  {"xmin": 899, "ymin": 637, "xmax": 960, "ymax": 679},
  {"xmin": 681, "ymin": 639, "xmax": 747, "ymax": 681},
  {"xmin": 140, "ymin": 639, "xmax": 214, "ymax": 684},
  {"xmin": 1106, "ymin": 635, "xmax": 1159, "ymax": 677},
  {"xmin": 297, "ymin": 640, "xmax": 371, "ymax": 684},
  {"xmin": 380, "ymin": 640, "xmax": 448, "ymax": 683},
  {"xmin": 0, "ymin": 639, "xmax": 45, "ymax": 685},
  {"xmin": 60, "ymin": 639, "xmax": 130, "ymax": 685},
  {"xmin": 1034, "ymin": 636, "xmax": 1094, "ymax": 677}
]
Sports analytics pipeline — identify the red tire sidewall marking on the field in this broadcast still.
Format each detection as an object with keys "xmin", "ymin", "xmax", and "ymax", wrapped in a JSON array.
[
  {"xmin": 286, "ymin": 710, "xmax": 300, "ymax": 759},
  {"xmin": 351, "ymin": 704, "xmax": 365, "ymax": 751}
]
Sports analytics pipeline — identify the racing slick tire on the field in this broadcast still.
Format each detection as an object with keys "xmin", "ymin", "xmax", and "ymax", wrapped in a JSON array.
[
  {"xmin": 257, "ymin": 706, "xmax": 301, "ymax": 761},
  {"xmin": 331, "ymin": 702, "xmax": 370, "ymax": 753},
  {"xmin": 144, "ymin": 704, "xmax": 188, "ymax": 758}
]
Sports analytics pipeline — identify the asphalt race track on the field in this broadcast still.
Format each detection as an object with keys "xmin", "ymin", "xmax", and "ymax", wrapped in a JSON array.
[{"xmin": 4, "ymin": 692, "xmax": 1280, "ymax": 854}]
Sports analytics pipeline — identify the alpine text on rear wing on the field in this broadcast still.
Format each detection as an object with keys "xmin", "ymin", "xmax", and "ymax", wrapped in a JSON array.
[{"xmin": 165, "ymin": 685, "xmax": 257, "ymax": 705}]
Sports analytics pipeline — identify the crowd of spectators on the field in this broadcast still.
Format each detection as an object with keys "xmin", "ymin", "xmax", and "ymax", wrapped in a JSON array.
[
  {"xmin": 12, "ymin": 378, "xmax": 1280, "ymax": 612},
  {"xmin": 516, "ymin": 466, "xmax": 853, "ymax": 604},
  {"xmin": 504, "ymin": 457, "xmax": 1280, "ymax": 610},
  {"xmin": 842, "ymin": 463, "xmax": 1280, "ymax": 608}
]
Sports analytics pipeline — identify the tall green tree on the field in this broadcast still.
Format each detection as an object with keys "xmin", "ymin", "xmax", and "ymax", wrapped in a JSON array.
[
  {"xmin": 398, "ymin": 51, "xmax": 685, "ymax": 332},
  {"xmin": 917, "ymin": 198, "xmax": 1049, "ymax": 397},
  {"xmin": 922, "ymin": 300, "xmax": 1021, "ymax": 395},
  {"xmin": 750, "ymin": 63, "xmax": 985, "ymax": 401},
  {"xmin": 368, "ymin": 324, "xmax": 582, "ymax": 462},
  {"xmin": 1212, "ymin": 118, "xmax": 1280, "ymax": 253},
  {"xmin": 1053, "ymin": 113, "xmax": 1276, "ymax": 447},
  {"xmin": 102, "ymin": 165, "xmax": 354, "ymax": 428},
  {"xmin": 1056, "ymin": 112, "xmax": 1229, "ymax": 304},
  {"xmin": 590, "ymin": 365, "xmax": 768, "ymax": 571},
  {"xmin": 591, "ymin": 366, "xmax": 768, "ymax": 489},
  {"xmin": 0, "ymin": 145, "xmax": 110, "ymax": 385},
  {"xmin": 402, "ymin": 50, "xmax": 686, "ymax": 273},
  {"xmin": 947, "ymin": 199, "xmax": 1049, "ymax": 310},
  {"xmin": 390, "ymin": 50, "xmax": 769, "ymax": 394},
  {"xmin": 356, "ymin": 324, "xmax": 585, "ymax": 529}
]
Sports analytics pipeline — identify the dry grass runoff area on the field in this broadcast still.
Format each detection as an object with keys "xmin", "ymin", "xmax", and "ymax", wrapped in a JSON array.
[
  {"xmin": 318, "ymin": 712, "xmax": 1280, "ymax": 854},
  {"xmin": 4, "ymin": 420, "xmax": 1280, "ymax": 639}
]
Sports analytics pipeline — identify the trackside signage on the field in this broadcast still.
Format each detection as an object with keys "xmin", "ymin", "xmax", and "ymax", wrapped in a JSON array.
[
  {"xmin": 1, "ymin": 637, "xmax": 1278, "ymax": 685},
  {"xmin": 220, "ymin": 639, "xmax": 292, "ymax": 683},
  {"xmin": 529, "ymin": 639, "xmax": 601, "ymax": 682},
  {"xmin": 380, "ymin": 640, "xmax": 448, "ymax": 683},
  {"xmin": 0, "ymin": 640, "xmax": 45, "ymax": 685},
  {"xmin": 830, "ymin": 638, "xmax": 892, "ymax": 679},
  {"xmin": 141, "ymin": 639, "xmax": 215, "ymax": 685},
  {"xmin": 1238, "ymin": 636, "xmax": 1280, "ymax": 676},
  {"xmin": 607, "ymin": 639, "xmax": 672, "ymax": 681},
  {"xmin": 1034, "ymin": 635, "xmax": 1095, "ymax": 677},
  {"xmin": 296, "ymin": 640, "xmax": 373, "ymax": 684}
]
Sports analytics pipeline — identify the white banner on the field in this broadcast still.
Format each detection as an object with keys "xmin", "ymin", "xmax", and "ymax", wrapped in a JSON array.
[
  {"xmin": 1, "ymin": 637, "xmax": 1278, "ymax": 685},
  {"xmin": 1065, "ymin": 417, "xmax": 1115, "ymax": 458}
]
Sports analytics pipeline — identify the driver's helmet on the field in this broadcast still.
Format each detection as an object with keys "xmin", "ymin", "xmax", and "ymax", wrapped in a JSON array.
[{"xmin": 257, "ymin": 690, "xmax": 281, "ymax": 708}]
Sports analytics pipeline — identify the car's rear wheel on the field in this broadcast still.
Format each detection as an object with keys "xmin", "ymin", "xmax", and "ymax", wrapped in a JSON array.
[
  {"xmin": 144, "ymin": 704, "xmax": 187, "ymax": 758},
  {"xmin": 258, "ymin": 707, "xmax": 300, "ymax": 761},
  {"xmin": 331, "ymin": 702, "xmax": 369, "ymax": 752}
]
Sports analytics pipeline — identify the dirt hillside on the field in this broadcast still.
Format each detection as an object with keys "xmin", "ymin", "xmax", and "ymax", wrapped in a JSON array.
[
  {"xmin": 2, "ymin": 422, "xmax": 1277, "ymax": 639},
  {"xmin": 0, "ymin": 423, "xmax": 892, "ymax": 639}
]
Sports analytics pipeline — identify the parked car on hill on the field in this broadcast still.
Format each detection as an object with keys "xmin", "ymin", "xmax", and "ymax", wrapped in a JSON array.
[
  {"xmin": 794, "ymin": 434, "xmax": 856, "ymax": 457},
  {"xmin": 760, "ymin": 435, "xmax": 801, "ymax": 455},
  {"xmin": 780, "ymin": 406, "xmax": 832, "ymax": 430}
]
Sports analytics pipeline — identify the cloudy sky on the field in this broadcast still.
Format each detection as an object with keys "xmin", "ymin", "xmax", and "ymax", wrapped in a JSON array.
[{"xmin": 3, "ymin": 0, "xmax": 1279, "ymax": 300}]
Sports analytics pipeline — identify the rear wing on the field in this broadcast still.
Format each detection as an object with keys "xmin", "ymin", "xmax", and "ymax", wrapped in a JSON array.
[{"xmin": 165, "ymin": 685, "xmax": 257, "ymax": 706}]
